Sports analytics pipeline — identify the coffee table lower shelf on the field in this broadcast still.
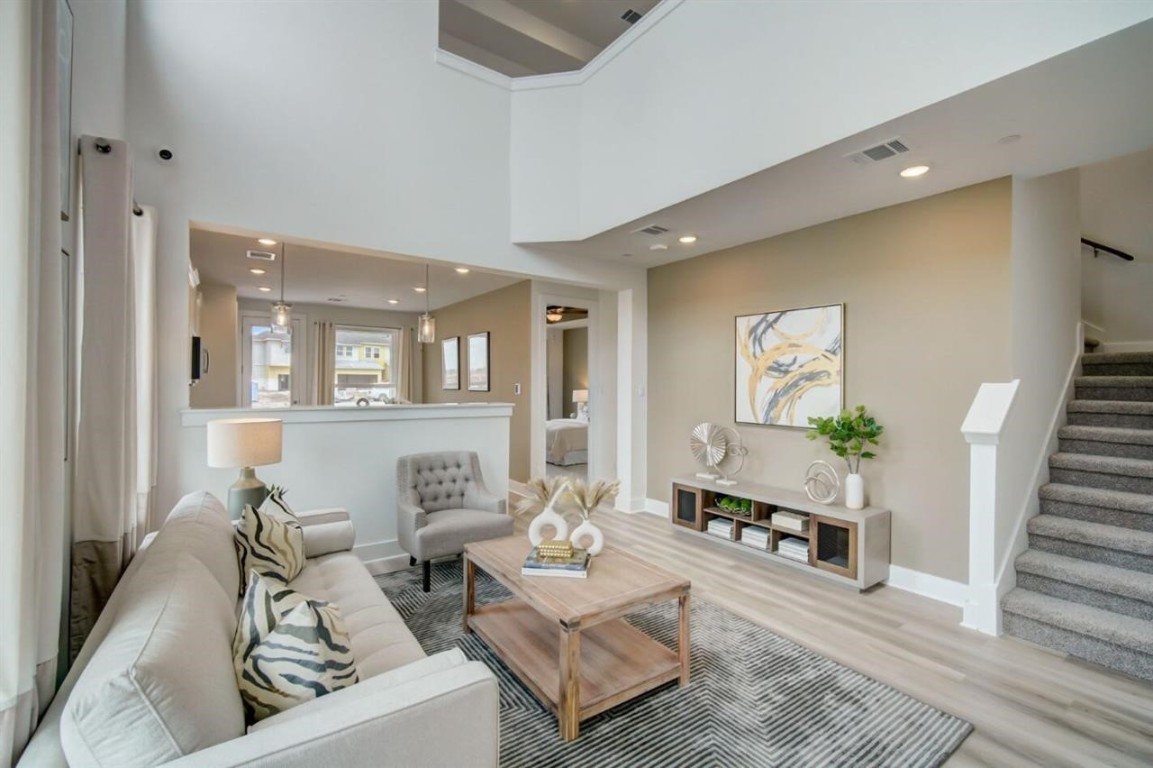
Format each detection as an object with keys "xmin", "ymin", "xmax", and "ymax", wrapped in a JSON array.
[{"xmin": 468, "ymin": 599, "xmax": 681, "ymax": 728}]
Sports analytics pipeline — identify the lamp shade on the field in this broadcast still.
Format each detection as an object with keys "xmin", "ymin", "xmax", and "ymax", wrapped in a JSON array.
[
  {"xmin": 207, "ymin": 418, "xmax": 283, "ymax": 468},
  {"xmin": 572, "ymin": 389, "xmax": 589, "ymax": 404}
]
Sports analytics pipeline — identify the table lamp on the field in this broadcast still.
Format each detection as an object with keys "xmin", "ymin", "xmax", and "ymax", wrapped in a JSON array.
[
  {"xmin": 572, "ymin": 389, "xmax": 589, "ymax": 420},
  {"xmin": 207, "ymin": 418, "xmax": 283, "ymax": 517}
]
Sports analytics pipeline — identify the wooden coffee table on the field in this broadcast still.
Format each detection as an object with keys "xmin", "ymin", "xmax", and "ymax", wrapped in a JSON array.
[{"xmin": 463, "ymin": 535, "xmax": 691, "ymax": 741}]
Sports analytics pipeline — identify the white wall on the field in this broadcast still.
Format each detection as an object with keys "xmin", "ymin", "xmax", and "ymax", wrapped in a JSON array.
[
  {"xmin": 511, "ymin": 1, "xmax": 1153, "ymax": 241},
  {"xmin": 1081, "ymin": 147, "xmax": 1153, "ymax": 346},
  {"xmin": 179, "ymin": 405, "xmax": 511, "ymax": 567},
  {"xmin": 122, "ymin": 1, "xmax": 645, "ymax": 512},
  {"xmin": 995, "ymin": 170, "xmax": 1081, "ymax": 594}
]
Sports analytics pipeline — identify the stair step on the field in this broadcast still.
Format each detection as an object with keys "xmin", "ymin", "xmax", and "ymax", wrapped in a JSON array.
[
  {"xmin": 1028, "ymin": 514, "xmax": 1153, "ymax": 574},
  {"xmin": 1067, "ymin": 400, "xmax": 1153, "ymax": 429},
  {"xmin": 1058, "ymin": 424, "xmax": 1153, "ymax": 461},
  {"xmin": 1014, "ymin": 549, "xmax": 1153, "ymax": 620},
  {"xmin": 1049, "ymin": 452, "xmax": 1153, "ymax": 495},
  {"xmin": 1040, "ymin": 483, "xmax": 1153, "ymax": 532},
  {"xmin": 1075, "ymin": 376, "xmax": 1153, "ymax": 402},
  {"xmin": 1002, "ymin": 589, "xmax": 1153, "ymax": 681},
  {"xmin": 1082, "ymin": 353, "xmax": 1153, "ymax": 377}
]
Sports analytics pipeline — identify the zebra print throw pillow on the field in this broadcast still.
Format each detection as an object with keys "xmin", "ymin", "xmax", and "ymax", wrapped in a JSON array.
[
  {"xmin": 235, "ymin": 502, "xmax": 305, "ymax": 593},
  {"xmin": 260, "ymin": 489, "xmax": 296, "ymax": 519},
  {"xmin": 233, "ymin": 571, "xmax": 359, "ymax": 724}
]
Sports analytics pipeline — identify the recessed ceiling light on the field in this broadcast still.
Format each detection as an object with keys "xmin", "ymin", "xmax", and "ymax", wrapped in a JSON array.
[
  {"xmin": 257, "ymin": 286, "xmax": 272, "ymax": 293},
  {"xmin": 387, "ymin": 299, "xmax": 399, "ymax": 305},
  {"xmin": 249, "ymin": 267, "xmax": 266, "ymax": 275},
  {"xmin": 414, "ymin": 286, "xmax": 427, "ymax": 293},
  {"xmin": 678, "ymin": 235, "xmax": 698, "ymax": 244},
  {"xmin": 997, "ymin": 134, "xmax": 1022, "ymax": 145},
  {"xmin": 257, "ymin": 238, "xmax": 277, "ymax": 246},
  {"xmin": 900, "ymin": 165, "xmax": 930, "ymax": 178},
  {"xmin": 649, "ymin": 243, "xmax": 668, "ymax": 251},
  {"xmin": 455, "ymin": 267, "xmax": 470, "ymax": 274}
]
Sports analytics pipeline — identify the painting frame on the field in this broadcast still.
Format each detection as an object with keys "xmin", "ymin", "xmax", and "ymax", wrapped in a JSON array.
[
  {"xmin": 467, "ymin": 331, "xmax": 490, "ymax": 392},
  {"xmin": 441, "ymin": 336, "xmax": 460, "ymax": 390},
  {"xmin": 734, "ymin": 303, "xmax": 844, "ymax": 429}
]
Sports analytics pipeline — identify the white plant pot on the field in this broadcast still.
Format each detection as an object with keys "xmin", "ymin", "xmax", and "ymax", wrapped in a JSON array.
[
  {"xmin": 569, "ymin": 519, "xmax": 604, "ymax": 556},
  {"xmin": 528, "ymin": 505, "xmax": 569, "ymax": 546},
  {"xmin": 845, "ymin": 473, "xmax": 865, "ymax": 510}
]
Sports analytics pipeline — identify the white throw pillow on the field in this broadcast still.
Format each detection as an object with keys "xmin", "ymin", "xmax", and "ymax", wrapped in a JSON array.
[{"xmin": 234, "ymin": 572, "xmax": 359, "ymax": 725}]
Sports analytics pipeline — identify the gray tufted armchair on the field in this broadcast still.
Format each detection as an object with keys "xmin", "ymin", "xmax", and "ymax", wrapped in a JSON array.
[{"xmin": 397, "ymin": 451, "xmax": 514, "ymax": 591}]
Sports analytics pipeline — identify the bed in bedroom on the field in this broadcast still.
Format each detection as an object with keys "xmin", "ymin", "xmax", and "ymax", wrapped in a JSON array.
[{"xmin": 546, "ymin": 418, "xmax": 588, "ymax": 466}]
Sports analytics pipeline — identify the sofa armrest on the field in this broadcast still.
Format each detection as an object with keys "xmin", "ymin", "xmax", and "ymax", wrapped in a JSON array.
[
  {"xmin": 301, "ymin": 520, "xmax": 355, "ymax": 558},
  {"xmin": 295, "ymin": 507, "xmax": 349, "ymax": 527},
  {"xmin": 163, "ymin": 661, "xmax": 499, "ymax": 768},
  {"xmin": 465, "ymin": 487, "xmax": 506, "ymax": 516}
]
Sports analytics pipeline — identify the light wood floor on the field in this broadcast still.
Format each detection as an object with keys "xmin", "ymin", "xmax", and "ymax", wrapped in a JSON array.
[{"xmin": 576, "ymin": 507, "xmax": 1153, "ymax": 767}]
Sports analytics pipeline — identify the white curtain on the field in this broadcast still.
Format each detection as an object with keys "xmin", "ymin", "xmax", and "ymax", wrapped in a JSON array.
[
  {"xmin": 1, "ymin": 0, "xmax": 68, "ymax": 762},
  {"xmin": 314, "ymin": 320, "xmax": 335, "ymax": 405},
  {"xmin": 133, "ymin": 207, "xmax": 158, "ymax": 532},
  {"xmin": 69, "ymin": 135, "xmax": 139, "ymax": 661}
]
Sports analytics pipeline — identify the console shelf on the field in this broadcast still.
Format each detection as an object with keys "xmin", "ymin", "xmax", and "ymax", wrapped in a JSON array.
[{"xmin": 670, "ymin": 476, "xmax": 890, "ymax": 590}]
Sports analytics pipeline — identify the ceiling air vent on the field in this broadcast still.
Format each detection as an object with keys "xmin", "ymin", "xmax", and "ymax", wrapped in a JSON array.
[
  {"xmin": 246, "ymin": 249, "xmax": 277, "ymax": 261},
  {"xmin": 621, "ymin": 9, "xmax": 643, "ymax": 25},
  {"xmin": 845, "ymin": 137, "xmax": 910, "ymax": 166},
  {"xmin": 633, "ymin": 224, "xmax": 669, "ymax": 236}
]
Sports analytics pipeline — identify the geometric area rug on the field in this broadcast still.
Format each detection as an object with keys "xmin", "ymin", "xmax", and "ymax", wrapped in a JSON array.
[{"xmin": 376, "ymin": 560, "xmax": 972, "ymax": 768}]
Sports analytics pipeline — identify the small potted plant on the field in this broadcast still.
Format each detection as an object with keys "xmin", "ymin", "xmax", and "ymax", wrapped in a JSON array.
[{"xmin": 805, "ymin": 405, "xmax": 884, "ymax": 510}]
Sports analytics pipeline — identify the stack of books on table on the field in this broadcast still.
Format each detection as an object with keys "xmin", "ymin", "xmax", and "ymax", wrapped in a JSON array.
[
  {"xmin": 706, "ymin": 518, "xmax": 734, "ymax": 540},
  {"xmin": 521, "ymin": 544, "xmax": 590, "ymax": 578},
  {"xmin": 739, "ymin": 526, "xmax": 770, "ymax": 550},
  {"xmin": 771, "ymin": 509, "xmax": 810, "ymax": 534},
  {"xmin": 776, "ymin": 536, "xmax": 810, "ymax": 563}
]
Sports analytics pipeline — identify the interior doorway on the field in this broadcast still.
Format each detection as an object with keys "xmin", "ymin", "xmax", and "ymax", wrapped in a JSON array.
[{"xmin": 543, "ymin": 305, "xmax": 591, "ymax": 483}]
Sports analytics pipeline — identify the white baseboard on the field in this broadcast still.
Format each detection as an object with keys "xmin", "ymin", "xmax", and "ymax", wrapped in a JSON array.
[
  {"xmin": 1099, "ymin": 340, "xmax": 1153, "ymax": 353},
  {"xmin": 508, "ymin": 479, "xmax": 530, "ymax": 498},
  {"xmin": 885, "ymin": 566, "xmax": 969, "ymax": 607},
  {"xmin": 640, "ymin": 498, "xmax": 668, "ymax": 518},
  {"xmin": 354, "ymin": 539, "xmax": 408, "ymax": 575}
]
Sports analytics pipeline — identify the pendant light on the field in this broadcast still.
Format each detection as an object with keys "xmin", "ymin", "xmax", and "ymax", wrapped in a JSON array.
[
  {"xmin": 271, "ymin": 242, "xmax": 292, "ymax": 331},
  {"xmin": 418, "ymin": 264, "xmax": 436, "ymax": 343}
]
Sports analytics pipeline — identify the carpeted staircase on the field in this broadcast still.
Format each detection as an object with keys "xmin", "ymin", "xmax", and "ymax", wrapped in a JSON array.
[{"xmin": 1002, "ymin": 351, "xmax": 1153, "ymax": 681}]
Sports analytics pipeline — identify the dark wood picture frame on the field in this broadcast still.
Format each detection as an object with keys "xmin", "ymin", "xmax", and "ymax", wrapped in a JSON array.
[{"xmin": 467, "ymin": 331, "xmax": 490, "ymax": 392}]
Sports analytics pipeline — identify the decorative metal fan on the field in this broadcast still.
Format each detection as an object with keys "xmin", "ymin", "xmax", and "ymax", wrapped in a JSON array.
[{"xmin": 689, "ymin": 423, "xmax": 748, "ymax": 486}]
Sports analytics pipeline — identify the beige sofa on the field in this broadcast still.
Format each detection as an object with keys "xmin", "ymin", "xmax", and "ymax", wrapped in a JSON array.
[{"xmin": 19, "ymin": 492, "xmax": 499, "ymax": 767}]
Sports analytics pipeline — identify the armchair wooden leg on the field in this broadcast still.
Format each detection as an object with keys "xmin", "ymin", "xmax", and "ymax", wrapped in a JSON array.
[
  {"xmin": 409, "ymin": 556, "xmax": 417, "ymax": 567},
  {"xmin": 422, "ymin": 560, "xmax": 431, "ymax": 592}
]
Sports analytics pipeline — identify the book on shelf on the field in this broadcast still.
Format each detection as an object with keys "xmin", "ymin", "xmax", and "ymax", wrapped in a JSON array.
[
  {"xmin": 771, "ymin": 510, "xmax": 810, "ymax": 532},
  {"xmin": 522, "ymin": 546, "xmax": 590, "ymax": 577}
]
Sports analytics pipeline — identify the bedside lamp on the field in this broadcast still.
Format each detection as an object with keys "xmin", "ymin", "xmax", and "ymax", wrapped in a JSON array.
[
  {"xmin": 572, "ymin": 389, "xmax": 589, "ymax": 421},
  {"xmin": 207, "ymin": 418, "xmax": 283, "ymax": 517}
]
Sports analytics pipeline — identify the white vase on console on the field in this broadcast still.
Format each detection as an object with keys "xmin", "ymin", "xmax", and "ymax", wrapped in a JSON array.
[
  {"xmin": 845, "ymin": 473, "xmax": 865, "ymax": 510},
  {"xmin": 528, "ymin": 505, "xmax": 569, "ymax": 546}
]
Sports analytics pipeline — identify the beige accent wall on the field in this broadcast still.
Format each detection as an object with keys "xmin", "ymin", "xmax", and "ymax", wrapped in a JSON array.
[
  {"xmin": 423, "ymin": 281, "xmax": 531, "ymax": 481},
  {"xmin": 562, "ymin": 326, "xmax": 589, "ymax": 417},
  {"xmin": 648, "ymin": 179, "xmax": 1014, "ymax": 582},
  {"xmin": 190, "ymin": 283, "xmax": 239, "ymax": 408}
]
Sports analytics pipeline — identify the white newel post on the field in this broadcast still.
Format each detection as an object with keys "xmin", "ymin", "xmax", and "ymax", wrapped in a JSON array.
[{"xmin": 960, "ymin": 380, "xmax": 1020, "ymax": 636}]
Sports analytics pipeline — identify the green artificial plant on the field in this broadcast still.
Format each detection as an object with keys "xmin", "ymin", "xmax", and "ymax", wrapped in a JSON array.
[{"xmin": 805, "ymin": 405, "xmax": 884, "ymax": 475}]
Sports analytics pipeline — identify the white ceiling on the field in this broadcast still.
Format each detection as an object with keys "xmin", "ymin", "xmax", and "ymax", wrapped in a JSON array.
[
  {"xmin": 189, "ymin": 228, "xmax": 521, "ymax": 312},
  {"xmin": 531, "ymin": 18, "xmax": 1153, "ymax": 269},
  {"xmin": 439, "ymin": 0, "xmax": 659, "ymax": 77}
]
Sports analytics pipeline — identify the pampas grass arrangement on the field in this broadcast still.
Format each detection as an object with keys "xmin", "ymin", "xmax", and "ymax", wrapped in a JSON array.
[
  {"xmin": 565, "ymin": 479, "xmax": 621, "ymax": 521},
  {"xmin": 514, "ymin": 476, "xmax": 569, "ymax": 518}
]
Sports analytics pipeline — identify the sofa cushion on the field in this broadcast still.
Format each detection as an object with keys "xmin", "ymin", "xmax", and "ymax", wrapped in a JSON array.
[
  {"xmin": 143, "ymin": 491, "xmax": 239, "ymax": 600},
  {"xmin": 234, "ymin": 572, "xmax": 358, "ymax": 724},
  {"xmin": 236, "ymin": 502, "xmax": 305, "ymax": 590},
  {"xmin": 60, "ymin": 553, "xmax": 244, "ymax": 768},
  {"xmin": 289, "ymin": 552, "xmax": 426, "ymax": 678}
]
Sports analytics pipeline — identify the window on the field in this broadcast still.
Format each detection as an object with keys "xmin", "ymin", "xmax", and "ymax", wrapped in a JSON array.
[{"xmin": 332, "ymin": 326, "xmax": 400, "ymax": 407}]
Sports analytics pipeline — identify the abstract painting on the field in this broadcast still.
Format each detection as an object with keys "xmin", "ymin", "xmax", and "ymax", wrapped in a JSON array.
[{"xmin": 735, "ymin": 304, "xmax": 843, "ymax": 427}]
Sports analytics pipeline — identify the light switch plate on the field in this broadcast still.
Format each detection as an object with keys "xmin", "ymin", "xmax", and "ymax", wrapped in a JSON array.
[{"xmin": 514, "ymin": 383, "xmax": 522, "ymax": 395}]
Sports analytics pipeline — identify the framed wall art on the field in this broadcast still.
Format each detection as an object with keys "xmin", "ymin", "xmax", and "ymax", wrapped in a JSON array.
[
  {"xmin": 442, "ymin": 336, "xmax": 460, "ymax": 390},
  {"xmin": 467, "ymin": 331, "xmax": 490, "ymax": 392},
  {"xmin": 735, "ymin": 304, "xmax": 843, "ymax": 428}
]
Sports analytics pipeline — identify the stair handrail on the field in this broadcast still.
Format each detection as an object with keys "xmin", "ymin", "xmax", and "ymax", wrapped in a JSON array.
[{"xmin": 1082, "ymin": 237, "xmax": 1135, "ymax": 262}]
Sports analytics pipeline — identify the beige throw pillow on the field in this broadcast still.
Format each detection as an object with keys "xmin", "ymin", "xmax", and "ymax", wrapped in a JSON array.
[{"xmin": 233, "ymin": 572, "xmax": 359, "ymax": 725}]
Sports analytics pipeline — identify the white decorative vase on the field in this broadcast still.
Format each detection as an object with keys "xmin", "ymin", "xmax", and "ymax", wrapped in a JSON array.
[
  {"xmin": 528, "ymin": 505, "xmax": 569, "ymax": 546},
  {"xmin": 845, "ymin": 473, "xmax": 865, "ymax": 510},
  {"xmin": 569, "ymin": 519, "xmax": 604, "ymax": 556}
]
